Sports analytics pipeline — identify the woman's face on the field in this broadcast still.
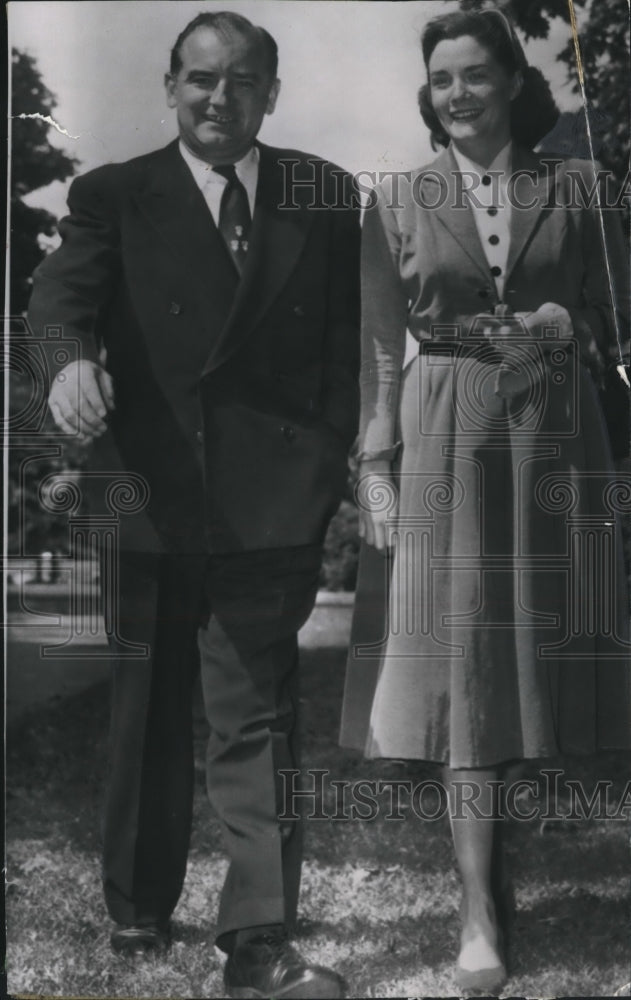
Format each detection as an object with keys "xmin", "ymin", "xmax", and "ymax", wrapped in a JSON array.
[{"xmin": 427, "ymin": 34, "xmax": 520, "ymax": 154}]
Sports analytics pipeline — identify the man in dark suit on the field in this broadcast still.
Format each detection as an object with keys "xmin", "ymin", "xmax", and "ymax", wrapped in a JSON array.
[{"xmin": 27, "ymin": 11, "xmax": 359, "ymax": 997}]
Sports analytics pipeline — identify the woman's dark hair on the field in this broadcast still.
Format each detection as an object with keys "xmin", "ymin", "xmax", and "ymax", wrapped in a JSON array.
[{"xmin": 417, "ymin": 9, "xmax": 559, "ymax": 150}]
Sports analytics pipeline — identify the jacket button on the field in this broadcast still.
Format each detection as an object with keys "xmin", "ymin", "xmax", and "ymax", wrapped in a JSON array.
[
  {"xmin": 293, "ymin": 305, "xmax": 305, "ymax": 317},
  {"xmin": 196, "ymin": 430, "xmax": 203, "ymax": 444},
  {"xmin": 169, "ymin": 301, "xmax": 182, "ymax": 315},
  {"xmin": 282, "ymin": 425, "xmax": 296, "ymax": 442}
]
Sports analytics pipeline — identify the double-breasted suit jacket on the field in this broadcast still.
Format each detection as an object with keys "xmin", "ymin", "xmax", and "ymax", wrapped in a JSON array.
[
  {"xmin": 341, "ymin": 143, "xmax": 630, "ymax": 766},
  {"xmin": 28, "ymin": 139, "xmax": 360, "ymax": 554}
]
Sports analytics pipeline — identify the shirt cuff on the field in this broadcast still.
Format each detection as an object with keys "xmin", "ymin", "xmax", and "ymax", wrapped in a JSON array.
[{"xmin": 356, "ymin": 442, "xmax": 401, "ymax": 462}]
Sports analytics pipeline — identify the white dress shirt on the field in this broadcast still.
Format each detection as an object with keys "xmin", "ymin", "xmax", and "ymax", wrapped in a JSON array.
[
  {"xmin": 178, "ymin": 141, "xmax": 259, "ymax": 224},
  {"xmin": 451, "ymin": 140, "xmax": 512, "ymax": 300}
]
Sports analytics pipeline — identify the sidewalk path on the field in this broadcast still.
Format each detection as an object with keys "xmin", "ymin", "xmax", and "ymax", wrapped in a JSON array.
[{"xmin": 6, "ymin": 595, "xmax": 354, "ymax": 724}]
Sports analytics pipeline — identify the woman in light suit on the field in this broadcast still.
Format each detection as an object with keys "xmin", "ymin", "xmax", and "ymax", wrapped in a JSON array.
[{"xmin": 341, "ymin": 9, "xmax": 630, "ymax": 993}]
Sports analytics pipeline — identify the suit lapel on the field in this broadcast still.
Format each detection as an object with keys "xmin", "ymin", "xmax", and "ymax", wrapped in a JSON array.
[
  {"xmin": 133, "ymin": 140, "xmax": 315, "ymax": 372},
  {"xmin": 133, "ymin": 140, "xmax": 238, "ymax": 323},
  {"xmin": 504, "ymin": 146, "xmax": 558, "ymax": 283},
  {"xmin": 201, "ymin": 142, "xmax": 316, "ymax": 374},
  {"xmin": 422, "ymin": 146, "xmax": 492, "ymax": 284}
]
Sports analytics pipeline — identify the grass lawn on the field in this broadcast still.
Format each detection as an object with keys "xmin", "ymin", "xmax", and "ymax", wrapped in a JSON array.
[{"xmin": 5, "ymin": 645, "xmax": 631, "ymax": 999}]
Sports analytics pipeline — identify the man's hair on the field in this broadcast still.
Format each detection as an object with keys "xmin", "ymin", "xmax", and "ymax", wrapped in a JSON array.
[{"xmin": 170, "ymin": 11, "xmax": 279, "ymax": 78}]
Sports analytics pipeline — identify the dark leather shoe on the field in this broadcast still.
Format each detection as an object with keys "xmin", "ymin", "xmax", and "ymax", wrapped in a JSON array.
[
  {"xmin": 110, "ymin": 923, "xmax": 171, "ymax": 957},
  {"xmin": 224, "ymin": 930, "xmax": 345, "ymax": 999}
]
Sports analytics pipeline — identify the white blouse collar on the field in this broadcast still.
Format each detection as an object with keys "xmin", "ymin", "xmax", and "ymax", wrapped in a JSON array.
[{"xmin": 451, "ymin": 139, "xmax": 513, "ymax": 179}]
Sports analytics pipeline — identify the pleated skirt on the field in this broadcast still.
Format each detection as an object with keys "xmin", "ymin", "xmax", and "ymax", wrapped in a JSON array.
[{"xmin": 340, "ymin": 348, "xmax": 631, "ymax": 766}]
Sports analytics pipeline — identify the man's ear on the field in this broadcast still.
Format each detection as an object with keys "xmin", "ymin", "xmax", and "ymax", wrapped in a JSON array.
[
  {"xmin": 266, "ymin": 78, "xmax": 281, "ymax": 115},
  {"xmin": 164, "ymin": 73, "xmax": 177, "ymax": 109}
]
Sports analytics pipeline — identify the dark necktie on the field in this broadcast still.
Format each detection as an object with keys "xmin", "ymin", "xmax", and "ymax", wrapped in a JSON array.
[{"xmin": 212, "ymin": 164, "xmax": 251, "ymax": 272}]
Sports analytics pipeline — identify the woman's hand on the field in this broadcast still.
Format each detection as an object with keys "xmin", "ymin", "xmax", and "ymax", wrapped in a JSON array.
[
  {"xmin": 515, "ymin": 302, "xmax": 573, "ymax": 341},
  {"xmin": 356, "ymin": 460, "xmax": 399, "ymax": 553},
  {"xmin": 479, "ymin": 312, "xmax": 525, "ymax": 358},
  {"xmin": 517, "ymin": 302, "xmax": 604, "ymax": 372},
  {"xmin": 479, "ymin": 307, "xmax": 543, "ymax": 398},
  {"xmin": 480, "ymin": 303, "xmax": 572, "ymax": 353},
  {"xmin": 482, "ymin": 302, "xmax": 584, "ymax": 360}
]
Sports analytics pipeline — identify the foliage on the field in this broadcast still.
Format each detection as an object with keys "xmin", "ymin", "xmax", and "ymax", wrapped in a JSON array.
[
  {"xmin": 556, "ymin": 0, "xmax": 630, "ymax": 183},
  {"xmin": 460, "ymin": 0, "xmax": 584, "ymax": 40},
  {"xmin": 11, "ymin": 49, "xmax": 77, "ymax": 313},
  {"xmin": 321, "ymin": 500, "xmax": 360, "ymax": 592},
  {"xmin": 9, "ymin": 50, "xmax": 80, "ymax": 556}
]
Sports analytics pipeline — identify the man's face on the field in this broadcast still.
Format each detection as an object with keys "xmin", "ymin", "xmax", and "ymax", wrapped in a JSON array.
[{"xmin": 165, "ymin": 26, "xmax": 280, "ymax": 164}]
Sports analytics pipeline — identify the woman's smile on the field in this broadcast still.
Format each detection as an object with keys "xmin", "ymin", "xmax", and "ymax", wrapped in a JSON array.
[
  {"xmin": 449, "ymin": 107, "xmax": 484, "ymax": 121},
  {"xmin": 428, "ymin": 34, "xmax": 521, "ymax": 162}
]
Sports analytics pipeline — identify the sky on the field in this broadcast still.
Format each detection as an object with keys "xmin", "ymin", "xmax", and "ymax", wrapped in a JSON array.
[{"xmin": 9, "ymin": 0, "xmax": 583, "ymax": 222}]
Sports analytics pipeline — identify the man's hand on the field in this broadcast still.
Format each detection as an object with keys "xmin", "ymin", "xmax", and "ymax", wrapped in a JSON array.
[
  {"xmin": 357, "ymin": 461, "xmax": 399, "ymax": 553},
  {"xmin": 48, "ymin": 360, "xmax": 115, "ymax": 440}
]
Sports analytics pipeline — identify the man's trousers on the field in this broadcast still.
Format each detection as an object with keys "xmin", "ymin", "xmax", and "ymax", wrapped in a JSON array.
[{"xmin": 101, "ymin": 546, "xmax": 322, "ymax": 944}]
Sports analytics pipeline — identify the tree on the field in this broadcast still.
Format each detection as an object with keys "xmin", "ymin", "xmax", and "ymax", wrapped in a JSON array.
[
  {"xmin": 9, "ymin": 51, "xmax": 82, "ymax": 557},
  {"xmin": 556, "ymin": 0, "xmax": 630, "ymax": 183},
  {"xmin": 461, "ymin": 0, "xmax": 583, "ymax": 40},
  {"xmin": 11, "ymin": 49, "xmax": 78, "ymax": 314}
]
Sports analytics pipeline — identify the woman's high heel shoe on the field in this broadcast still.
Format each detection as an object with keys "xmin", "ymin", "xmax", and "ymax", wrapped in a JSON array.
[
  {"xmin": 456, "ymin": 897, "xmax": 508, "ymax": 996},
  {"xmin": 454, "ymin": 959, "xmax": 508, "ymax": 996}
]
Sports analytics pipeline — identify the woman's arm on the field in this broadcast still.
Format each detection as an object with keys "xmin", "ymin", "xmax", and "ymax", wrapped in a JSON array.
[
  {"xmin": 357, "ymin": 186, "xmax": 409, "ymax": 462},
  {"xmin": 520, "ymin": 164, "xmax": 630, "ymax": 372},
  {"xmin": 357, "ymin": 186, "xmax": 408, "ymax": 550}
]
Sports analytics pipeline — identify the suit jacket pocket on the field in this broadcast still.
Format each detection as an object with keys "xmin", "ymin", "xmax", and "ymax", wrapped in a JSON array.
[{"xmin": 202, "ymin": 403, "xmax": 348, "ymax": 552}]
